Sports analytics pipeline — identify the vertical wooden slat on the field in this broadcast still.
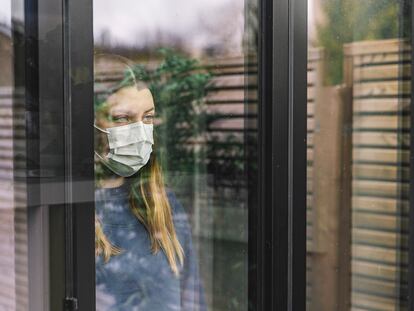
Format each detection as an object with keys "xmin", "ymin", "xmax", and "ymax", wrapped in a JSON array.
[{"xmin": 309, "ymin": 85, "xmax": 352, "ymax": 311}]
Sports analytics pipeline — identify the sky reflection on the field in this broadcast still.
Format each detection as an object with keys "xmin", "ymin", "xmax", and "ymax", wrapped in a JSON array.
[{"xmin": 93, "ymin": 0, "xmax": 244, "ymax": 56}]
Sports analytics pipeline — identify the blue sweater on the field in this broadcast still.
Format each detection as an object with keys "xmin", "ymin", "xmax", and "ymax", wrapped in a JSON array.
[{"xmin": 95, "ymin": 183, "xmax": 207, "ymax": 311}]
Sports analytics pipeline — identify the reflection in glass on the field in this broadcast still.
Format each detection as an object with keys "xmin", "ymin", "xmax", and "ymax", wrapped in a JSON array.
[
  {"xmin": 94, "ymin": 0, "xmax": 257, "ymax": 310},
  {"xmin": 0, "ymin": 0, "xmax": 28, "ymax": 309},
  {"xmin": 307, "ymin": 0, "xmax": 410, "ymax": 310}
]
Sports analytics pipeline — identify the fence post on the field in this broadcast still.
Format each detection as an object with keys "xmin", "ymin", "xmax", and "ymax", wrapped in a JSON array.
[{"xmin": 309, "ymin": 53, "xmax": 352, "ymax": 310}]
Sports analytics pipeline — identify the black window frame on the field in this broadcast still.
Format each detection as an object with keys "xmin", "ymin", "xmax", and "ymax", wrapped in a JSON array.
[
  {"xmin": 22, "ymin": 0, "xmax": 95, "ymax": 310},
  {"xmin": 252, "ymin": 0, "xmax": 307, "ymax": 310}
]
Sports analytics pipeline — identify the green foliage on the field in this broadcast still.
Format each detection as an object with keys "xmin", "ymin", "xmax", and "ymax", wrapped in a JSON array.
[
  {"xmin": 317, "ymin": 0, "xmax": 401, "ymax": 84},
  {"xmin": 130, "ymin": 49, "xmax": 214, "ymax": 179}
]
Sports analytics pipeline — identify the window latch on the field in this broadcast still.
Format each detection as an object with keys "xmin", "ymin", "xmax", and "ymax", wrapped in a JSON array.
[{"xmin": 64, "ymin": 297, "xmax": 78, "ymax": 311}]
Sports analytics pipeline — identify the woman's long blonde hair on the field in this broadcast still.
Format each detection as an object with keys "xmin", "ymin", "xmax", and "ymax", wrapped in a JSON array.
[{"xmin": 95, "ymin": 152, "xmax": 184, "ymax": 276}]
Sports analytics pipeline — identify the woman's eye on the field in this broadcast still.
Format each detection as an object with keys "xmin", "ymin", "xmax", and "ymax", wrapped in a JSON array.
[
  {"xmin": 143, "ymin": 115, "xmax": 154, "ymax": 122},
  {"xmin": 112, "ymin": 116, "xmax": 129, "ymax": 123}
]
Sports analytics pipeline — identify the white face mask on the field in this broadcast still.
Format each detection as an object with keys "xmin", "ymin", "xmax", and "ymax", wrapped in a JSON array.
[{"xmin": 94, "ymin": 121, "xmax": 154, "ymax": 177}]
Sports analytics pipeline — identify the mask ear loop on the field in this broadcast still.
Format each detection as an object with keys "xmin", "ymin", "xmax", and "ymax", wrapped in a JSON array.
[
  {"xmin": 94, "ymin": 124, "xmax": 109, "ymax": 134},
  {"xmin": 94, "ymin": 124, "xmax": 112, "ymax": 159},
  {"xmin": 94, "ymin": 150, "xmax": 105, "ymax": 160}
]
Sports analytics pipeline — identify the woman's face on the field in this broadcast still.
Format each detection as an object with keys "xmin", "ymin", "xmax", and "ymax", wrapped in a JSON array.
[{"xmin": 95, "ymin": 86, "xmax": 155, "ymax": 155}]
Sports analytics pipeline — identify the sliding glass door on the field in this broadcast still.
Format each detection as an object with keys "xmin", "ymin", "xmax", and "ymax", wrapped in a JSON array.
[{"xmin": 5, "ymin": 0, "xmax": 414, "ymax": 310}]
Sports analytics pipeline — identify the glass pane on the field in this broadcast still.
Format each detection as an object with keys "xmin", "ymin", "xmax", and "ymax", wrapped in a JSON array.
[
  {"xmin": 0, "ymin": 0, "xmax": 28, "ymax": 309},
  {"xmin": 93, "ymin": 1, "xmax": 258, "ymax": 310},
  {"xmin": 307, "ymin": 0, "xmax": 411, "ymax": 310}
]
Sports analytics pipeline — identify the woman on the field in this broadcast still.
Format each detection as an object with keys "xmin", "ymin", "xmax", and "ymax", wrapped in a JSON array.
[{"xmin": 94, "ymin": 55, "xmax": 206, "ymax": 311}]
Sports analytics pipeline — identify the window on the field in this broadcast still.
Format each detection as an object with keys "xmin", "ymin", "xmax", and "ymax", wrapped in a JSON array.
[{"xmin": 3, "ymin": 0, "xmax": 414, "ymax": 310}]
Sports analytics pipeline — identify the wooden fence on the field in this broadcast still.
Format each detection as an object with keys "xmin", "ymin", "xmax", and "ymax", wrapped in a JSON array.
[
  {"xmin": 346, "ymin": 39, "xmax": 410, "ymax": 311},
  {"xmin": 306, "ymin": 39, "xmax": 411, "ymax": 311}
]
